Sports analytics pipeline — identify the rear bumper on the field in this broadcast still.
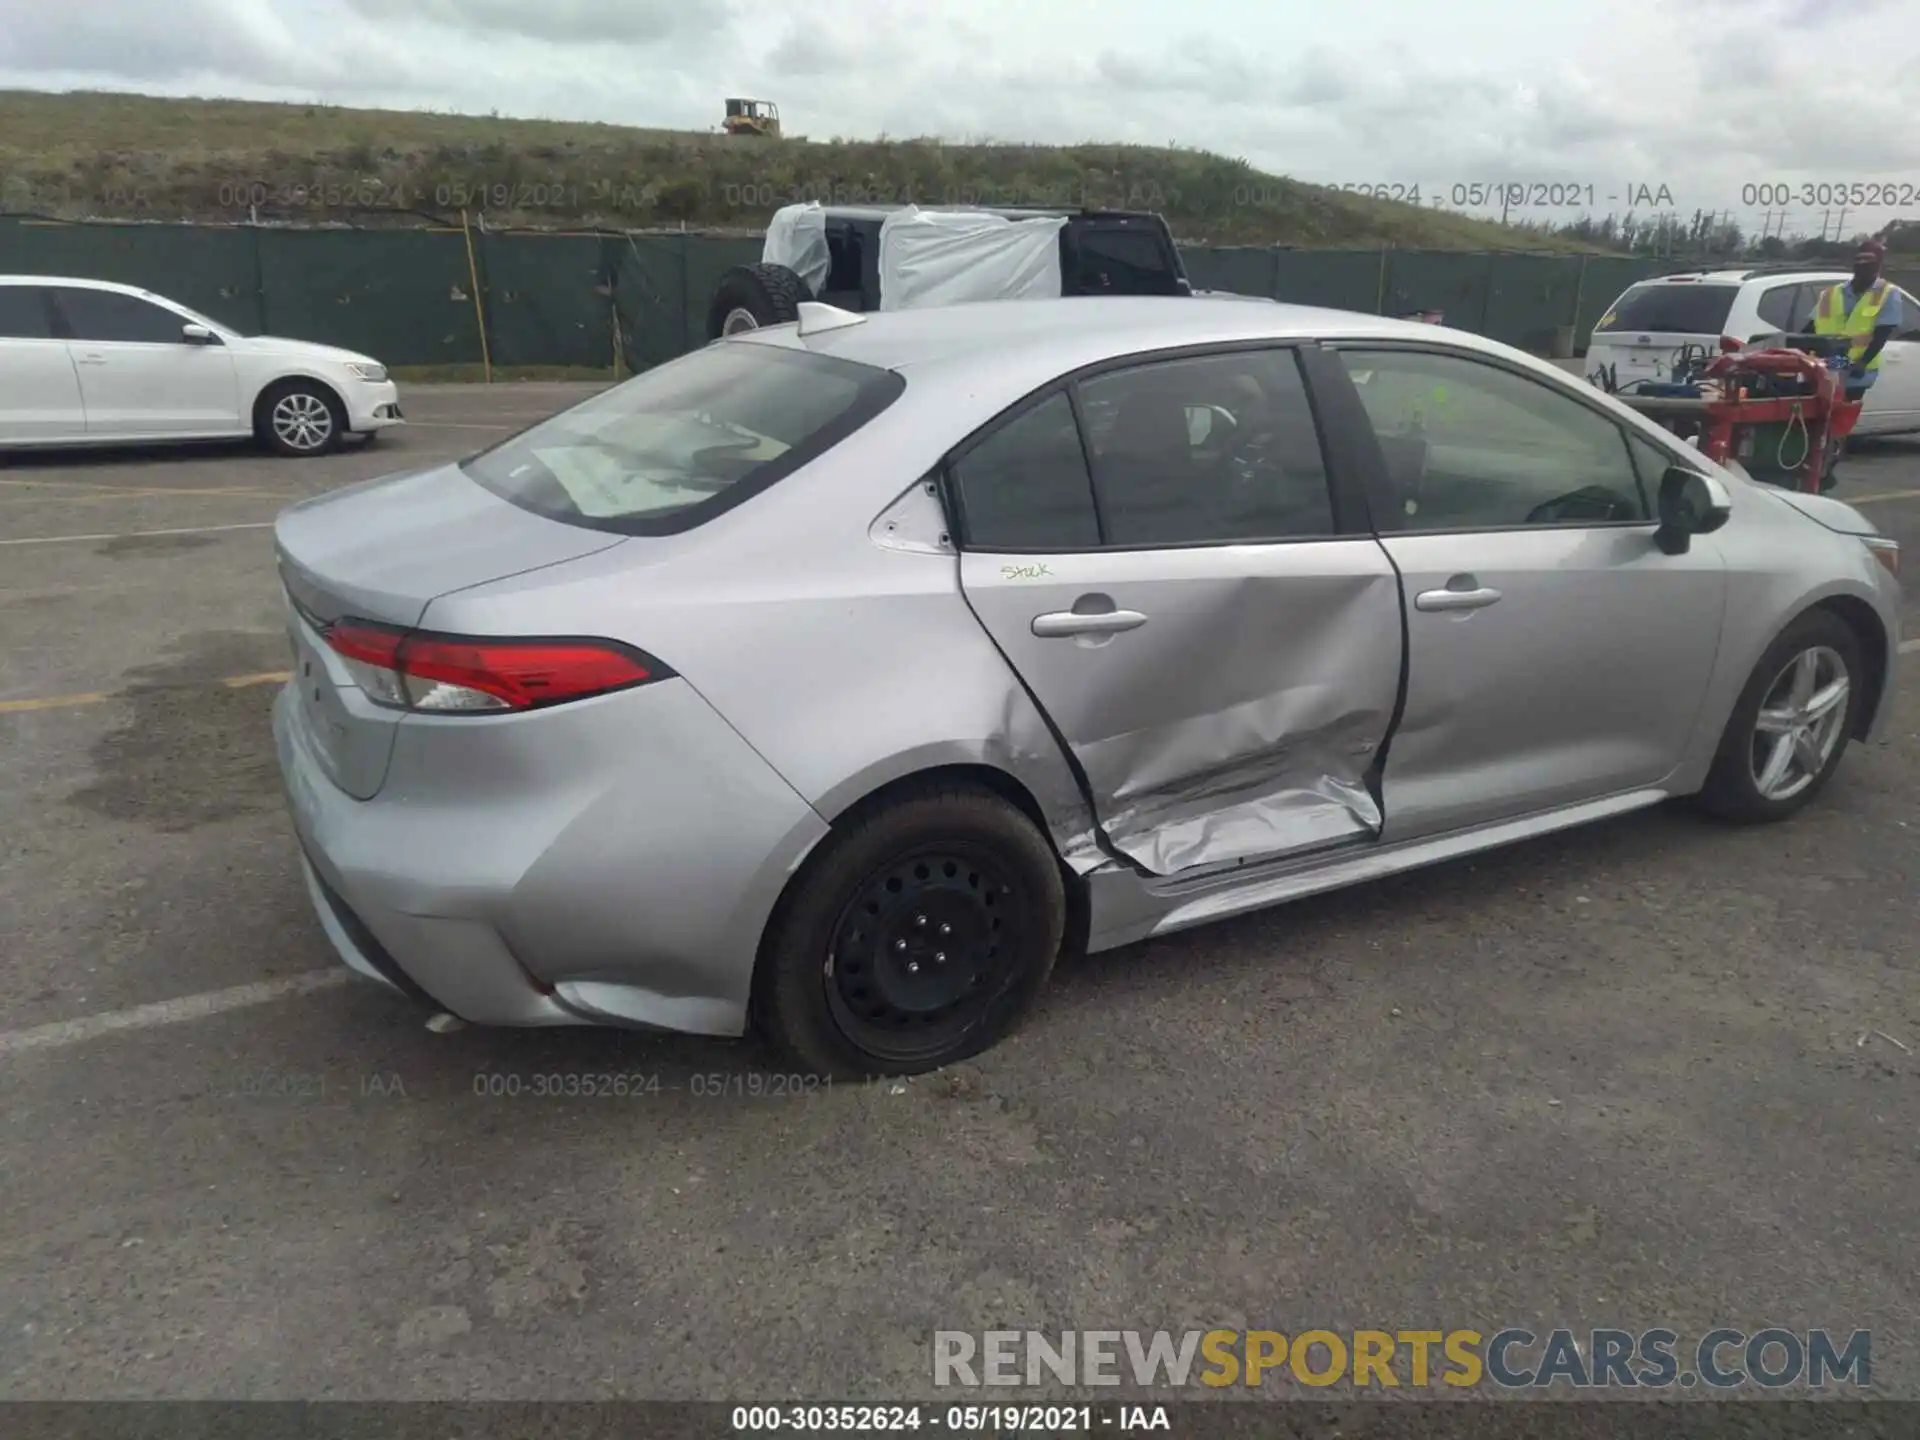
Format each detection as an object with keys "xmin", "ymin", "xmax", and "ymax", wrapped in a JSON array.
[
  {"xmin": 344, "ymin": 381, "xmax": 404, "ymax": 433},
  {"xmin": 272, "ymin": 676, "xmax": 831, "ymax": 1034}
]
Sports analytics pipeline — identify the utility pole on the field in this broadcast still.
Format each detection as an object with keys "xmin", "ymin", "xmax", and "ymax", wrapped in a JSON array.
[{"xmin": 1834, "ymin": 206, "xmax": 1849, "ymax": 243}]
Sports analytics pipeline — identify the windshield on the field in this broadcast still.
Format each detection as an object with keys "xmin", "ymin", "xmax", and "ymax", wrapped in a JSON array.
[
  {"xmin": 461, "ymin": 341, "xmax": 905, "ymax": 535},
  {"xmin": 1593, "ymin": 283, "xmax": 1738, "ymax": 336}
]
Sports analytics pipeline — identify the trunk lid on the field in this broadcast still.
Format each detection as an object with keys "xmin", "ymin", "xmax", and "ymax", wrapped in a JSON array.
[{"xmin": 274, "ymin": 463, "xmax": 628, "ymax": 798}]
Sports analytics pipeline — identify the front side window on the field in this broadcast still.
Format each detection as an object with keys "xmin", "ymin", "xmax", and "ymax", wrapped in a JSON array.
[
  {"xmin": 54, "ymin": 288, "xmax": 190, "ymax": 344},
  {"xmin": 462, "ymin": 341, "xmax": 904, "ymax": 534},
  {"xmin": 1078, "ymin": 348, "xmax": 1335, "ymax": 545},
  {"xmin": 1339, "ymin": 349, "xmax": 1649, "ymax": 531}
]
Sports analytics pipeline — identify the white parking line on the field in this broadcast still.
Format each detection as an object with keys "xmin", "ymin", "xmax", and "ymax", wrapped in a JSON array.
[
  {"xmin": 0, "ymin": 521, "xmax": 275, "ymax": 547},
  {"xmin": 0, "ymin": 971, "xmax": 349, "ymax": 1059}
]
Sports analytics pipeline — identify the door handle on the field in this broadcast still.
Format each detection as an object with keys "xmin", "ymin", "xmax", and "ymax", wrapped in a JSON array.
[
  {"xmin": 74, "ymin": 352, "xmax": 106, "ymax": 365},
  {"xmin": 1414, "ymin": 586, "xmax": 1503, "ymax": 612},
  {"xmin": 1031, "ymin": 609, "xmax": 1148, "ymax": 638}
]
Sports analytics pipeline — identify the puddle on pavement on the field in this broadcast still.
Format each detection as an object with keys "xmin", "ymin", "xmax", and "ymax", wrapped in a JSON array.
[
  {"xmin": 94, "ymin": 533, "xmax": 222, "ymax": 558},
  {"xmin": 65, "ymin": 630, "xmax": 290, "ymax": 833}
]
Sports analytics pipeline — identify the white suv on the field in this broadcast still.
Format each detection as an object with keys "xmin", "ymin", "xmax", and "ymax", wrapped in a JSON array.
[
  {"xmin": 1584, "ymin": 266, "xmax": 1920, "ymax": 437},
  {"xmin": 0, "ymin": 275, "xmax": 403, "ymax": 456}
]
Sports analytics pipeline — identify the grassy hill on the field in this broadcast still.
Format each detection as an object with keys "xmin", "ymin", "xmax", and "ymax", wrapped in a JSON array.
[{"xmin": 0, "ymin": 89, "xmax": 1604, "ymax": 251}]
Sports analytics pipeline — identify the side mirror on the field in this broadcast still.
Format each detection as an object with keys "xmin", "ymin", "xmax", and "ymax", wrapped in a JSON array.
[
  {"xmin": 181, "ymin": 323, "xmax": 217, "ymax": 344},
  {"xmin": 1655, "ymin": 464, "xmax": 1731, "ymax": 555}
]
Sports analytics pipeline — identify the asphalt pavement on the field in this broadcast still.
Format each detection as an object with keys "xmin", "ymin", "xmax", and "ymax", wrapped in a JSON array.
[{"xmin": 2, "ymin": 385, "xmax": 1917, "ymax": 1410}]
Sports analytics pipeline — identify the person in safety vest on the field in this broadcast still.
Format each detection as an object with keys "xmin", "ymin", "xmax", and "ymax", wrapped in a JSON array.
[{"xmin": 1812, "ymin": 238, "xmax": 1902, "ymax": 400}]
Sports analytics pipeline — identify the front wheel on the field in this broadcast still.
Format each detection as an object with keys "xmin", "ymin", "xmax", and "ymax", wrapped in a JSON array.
[
  {"xmin": 752, "ymin": 786, "xmax": 1067, "ymax": 1079},
  {"xmin": 1695, "ymin": 609, "xmax": 1862, "ymax": 823},
  {"xmin": 257, "ymin": 380, "xmax": 345, "ymax": 457}
]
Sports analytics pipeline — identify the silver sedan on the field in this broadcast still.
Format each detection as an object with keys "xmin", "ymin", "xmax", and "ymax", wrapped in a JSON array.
[{"xmin": 272, "ymin": 296, "xmax": 1902, "ymax": 1077}]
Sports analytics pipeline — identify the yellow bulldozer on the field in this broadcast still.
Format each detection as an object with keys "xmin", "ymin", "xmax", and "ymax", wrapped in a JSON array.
[{"xmin": 723, "ymin": 98, "xmax": 781, "ymax": 138}]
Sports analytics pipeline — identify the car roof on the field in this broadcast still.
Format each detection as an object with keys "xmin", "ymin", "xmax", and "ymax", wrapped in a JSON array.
[
  {"xmin": 738, "ymin": 295, "xmax": 1475, "ymax": 379},
  {"xmin": 0, "ymin": 274, "xmax": 160, "ymax": 299},
  {"xmin": 1635, "ymin": 268, "xmax": 1848, "ymax": 286},
  {"xmin": 818, "ymin": 204, "xmax": 1153, "ymax": 224}
]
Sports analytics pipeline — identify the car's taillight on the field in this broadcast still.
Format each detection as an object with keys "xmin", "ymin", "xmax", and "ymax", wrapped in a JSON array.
[{"xmin": 324, "ymin": 620, "xmax": 670, "ymax": 713}]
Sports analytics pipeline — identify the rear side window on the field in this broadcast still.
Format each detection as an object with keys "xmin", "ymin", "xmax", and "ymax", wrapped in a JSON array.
[
  {"xmin": 1066, "ymin": 226, "xmax": 1182, "ymax": 296},
  {"xmin": 1078, "ymin": 348, "xmax": 1334, "ymax": 544},
  {"xmin": 1594, "ymin": 283, "xmax": 1738, "ymax": 335},
  {"xmin": 1755, "ymin": 284, "xmax": 1804, "ymax": 333},
  {"xmin": 461, "ymin": 342, "xmax": 905, "ymax": 535},
  {"xmin": 951, "ymin": 391, "xmax": 1100, "ymax": 550},
  {"xmin": 53, "ymin": 288, "xmax": 188, "ymax": 344},
  {"xmin": 0, "ymin": 286, "xmax": 51, "ymax": 339}
]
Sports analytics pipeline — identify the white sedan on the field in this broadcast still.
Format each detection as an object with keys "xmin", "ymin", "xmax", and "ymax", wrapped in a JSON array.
[{"xmin": 0, "ymin": 275, "xmax": 403, "ymax": 457}]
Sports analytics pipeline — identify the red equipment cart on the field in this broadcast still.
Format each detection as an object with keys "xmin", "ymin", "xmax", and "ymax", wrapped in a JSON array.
[
  {"xmin": 1616, "ymin": 346, "xmax": 1862, "ymax": 494},
  {"xmin": 1694, "ymin": 348, "xmax": 1863, "ymax": 493}
]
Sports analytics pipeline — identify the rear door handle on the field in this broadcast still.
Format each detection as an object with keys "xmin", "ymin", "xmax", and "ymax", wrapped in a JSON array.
[
  {"xmin": 1414, "ymin": 586, "xmax": 1503, "ymax": 612},
  {"xmin": 1031, "ymin": 609, "xmax": 1148, "ymax": 638},
  {"xmin": 74, "ymin": 352, "xmax": 107, "ymax": 365}
]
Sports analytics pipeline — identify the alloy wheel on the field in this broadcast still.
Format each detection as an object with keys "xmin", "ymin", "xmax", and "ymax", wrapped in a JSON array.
[
  {"xmin": 272, "ymin": 392, "xmax": 334, "ymax": 452},
  {"xmin": 1749, "ymin": 645, "xmax": 1850, "ymax": 802}
]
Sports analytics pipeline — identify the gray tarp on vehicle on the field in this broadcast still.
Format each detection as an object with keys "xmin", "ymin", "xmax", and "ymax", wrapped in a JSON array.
[
  {"xmin": 762, "ymin": 203, "xmax": 831, "ymax": 297},
  {"xmin": 877, "ymin": 207, "xmax": 1067, "ymax": 311}
]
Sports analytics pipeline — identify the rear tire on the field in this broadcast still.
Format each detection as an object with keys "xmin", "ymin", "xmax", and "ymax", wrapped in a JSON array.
[
  {"xmin": 706, "ymin": 263, "xmax": 810, "ymax": 340},
  {"xmin": 257, "ymin": 379, "xmax": 345, "ymax": 457},
  {"xmin": 752, "ymin": 785, "xmax": 1066, "ymax": 1079},
  {"xmin": 1694, "ymin": 609, "xmax": 1862, "ymax": 823}
]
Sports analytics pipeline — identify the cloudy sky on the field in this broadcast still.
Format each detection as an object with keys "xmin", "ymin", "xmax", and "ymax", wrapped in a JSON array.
[{"xmin": 3, "ymin": 0, "xmax": 1918, "ymax": 236}]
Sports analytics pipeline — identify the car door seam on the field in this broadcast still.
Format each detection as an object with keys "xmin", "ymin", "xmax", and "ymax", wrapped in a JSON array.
[{"xmin": 952, "ymin": 562, "xmax": 1151, "ymax": 878}]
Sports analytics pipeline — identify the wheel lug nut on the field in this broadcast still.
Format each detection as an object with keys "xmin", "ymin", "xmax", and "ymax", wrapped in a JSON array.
[
  {"xmin": 936, "ymin": 952, "xmax": 946, "ymax": 963},
  {"xmin": 940, "ymin": 924, "xmax": 951, "ymax": 935},
  {"xmin": 907, "ymin": 962, "xmax": 920, "ymax": 974},
  {"xmin": 916, "ymin": 914, "xmax": 927, "ymax": 926},
  {"xmin": 895, "ymin": 939, "xmax": 908, "ymax": 952}
]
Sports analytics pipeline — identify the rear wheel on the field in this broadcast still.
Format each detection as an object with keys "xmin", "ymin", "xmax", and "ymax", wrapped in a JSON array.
[
  {"xmin": 706, "ymin": 263, "xmax": 810, "ymax": 340},
  {"xmin": 1695, "ymin": 609, "xmax": 1861, "ymax": 822},
  {"xmin": 257, "ymin": 379, "xmax": 345, "ymax": 457},
  {"xmin": 753, "ymin": 786, "xmax": 1066, "ymax": 1079}
]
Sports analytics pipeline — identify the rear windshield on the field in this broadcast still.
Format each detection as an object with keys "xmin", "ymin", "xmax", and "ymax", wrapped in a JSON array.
[
  {"xmin": 1594, "ymin": 283, "xmax": 1738, "ymax": 335},
  {"xmin": 461, "ymin": 342, "xmax": 905, "ymax": 534}
]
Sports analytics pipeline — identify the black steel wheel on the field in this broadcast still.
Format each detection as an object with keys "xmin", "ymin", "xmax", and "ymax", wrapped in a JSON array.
[{"xmin": 754, "ymin": 786, "xmax": 1066, "ymax": 1078}]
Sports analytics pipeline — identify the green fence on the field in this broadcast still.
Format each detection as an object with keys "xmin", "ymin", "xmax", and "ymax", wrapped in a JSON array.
[{"xmin": 7, "ymin": 216, "xmax": 1903, "ymax": 375}]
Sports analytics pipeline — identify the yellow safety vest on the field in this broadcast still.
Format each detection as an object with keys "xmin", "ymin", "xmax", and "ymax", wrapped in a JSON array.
[{"xmin": 1812, "ymin": 281, "xmax": 1891, "ymax": 370}]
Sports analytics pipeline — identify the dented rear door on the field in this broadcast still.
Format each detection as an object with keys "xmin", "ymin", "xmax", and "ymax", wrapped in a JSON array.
[{"xmin": 950, "ymin": 345, "xmax": 1404, "ymax": 877}]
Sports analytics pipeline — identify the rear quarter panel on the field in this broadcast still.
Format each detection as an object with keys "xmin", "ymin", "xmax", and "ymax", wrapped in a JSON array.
[{"xmin": 417, "ymin": 397, "xmax": 1101, "ymax": 872}]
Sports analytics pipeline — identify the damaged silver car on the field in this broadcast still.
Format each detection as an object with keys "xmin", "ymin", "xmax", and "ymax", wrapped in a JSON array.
[{"xmin": 273, "ymin": 296, "xmax": 1902, "ymax": 1077}]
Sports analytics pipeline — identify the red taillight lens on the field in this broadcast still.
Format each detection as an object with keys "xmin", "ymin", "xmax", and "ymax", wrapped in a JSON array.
[
  {"xmin": 323, "ymin": 621, "xmax": 668, "ymax": 713},
  {"xmin": 400, "ymin": 635, "xmax": 659, "ymax": 710}
]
